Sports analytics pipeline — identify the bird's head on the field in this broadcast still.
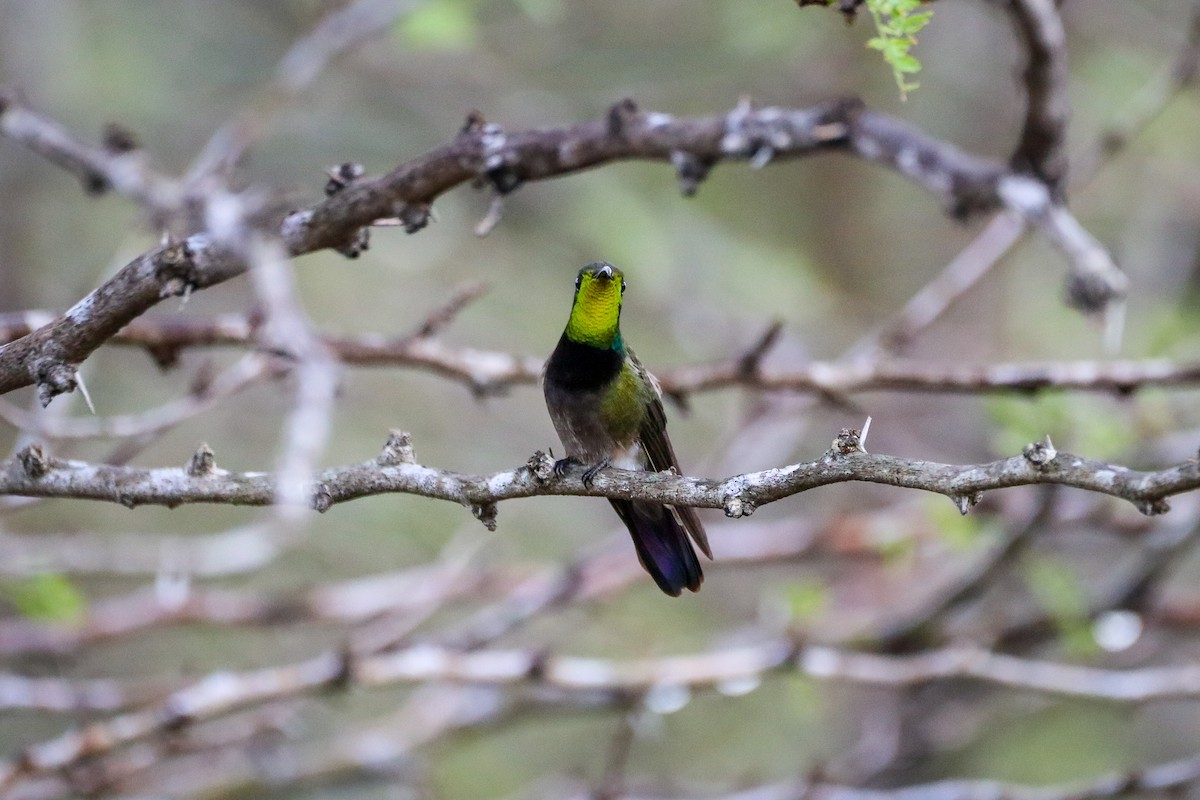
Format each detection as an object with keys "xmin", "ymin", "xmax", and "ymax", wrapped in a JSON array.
[{"xmin": 565, "ymin": 261, "xmax": 626, "ymax": 350}]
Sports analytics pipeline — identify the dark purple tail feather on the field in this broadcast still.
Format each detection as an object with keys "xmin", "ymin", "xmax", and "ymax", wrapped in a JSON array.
[{"xmin": 610, "ymin": 499, "xmax": 703, "ymax": 596}]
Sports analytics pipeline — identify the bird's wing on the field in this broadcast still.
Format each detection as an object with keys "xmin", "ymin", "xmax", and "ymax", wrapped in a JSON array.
[{"xmin": 629, "ymin": 352, "xmax": 712, "ymax": 559}]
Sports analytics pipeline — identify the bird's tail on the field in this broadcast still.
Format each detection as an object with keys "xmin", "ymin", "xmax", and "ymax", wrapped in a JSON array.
[{"xmin": 610, "ymin": 499, "xmax": 704, "ymax": 596}]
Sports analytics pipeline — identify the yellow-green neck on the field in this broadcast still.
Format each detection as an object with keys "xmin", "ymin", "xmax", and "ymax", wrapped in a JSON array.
[{"xmin": 565, "ymin": 285, "xmax": 624, "ymax": 351}]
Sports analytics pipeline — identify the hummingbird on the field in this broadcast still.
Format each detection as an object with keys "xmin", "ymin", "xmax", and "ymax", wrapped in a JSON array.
[{"xmin": 543, "ymin": 261, "xmax": 711, "ymax": 595}]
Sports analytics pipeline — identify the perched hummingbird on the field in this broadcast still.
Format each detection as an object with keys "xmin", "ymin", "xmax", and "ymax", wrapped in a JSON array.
[{"xmin": 543, "ymin": 261, "xmax": 711, "ymax": 595}]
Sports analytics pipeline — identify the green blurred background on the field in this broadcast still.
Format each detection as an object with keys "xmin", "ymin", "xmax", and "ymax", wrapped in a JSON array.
[{"xmin": 2, "ymin": 1, "xmax": 1200, "ymax": 797}]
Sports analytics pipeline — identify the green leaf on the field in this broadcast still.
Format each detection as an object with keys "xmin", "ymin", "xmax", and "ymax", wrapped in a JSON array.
[
  {"xmin": 861, "ymin": 0, "xmax": 932, "ymax": 99},
  {"xmin": 901, "ymin": 11, "xmax": 934, "ymax": 32},
  {"xmin": 3, "ymin": 573, "xmax": 86, "ymax": 622},
  {"xmin": 892, "ymin": 52, "xmax": 922, "ymax": 73}
]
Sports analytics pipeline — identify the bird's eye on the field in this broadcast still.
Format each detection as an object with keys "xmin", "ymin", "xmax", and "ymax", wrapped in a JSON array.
[
  {"xmin": 574, "ymin": 275, "xmax": 582, "ymax": 289},
  {"xmin": 621, "ymin": 280, "xmax": 627, "ymax": 292}
]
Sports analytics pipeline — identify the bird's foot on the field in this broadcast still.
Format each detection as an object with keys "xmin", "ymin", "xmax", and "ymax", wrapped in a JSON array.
[
  {"xmin": 581, "ymin": 458, "xmax": 610, "ymax": 488},
  {"xmin": 552, "ymin": 456, "xmax": 581, "ymax": 479}
]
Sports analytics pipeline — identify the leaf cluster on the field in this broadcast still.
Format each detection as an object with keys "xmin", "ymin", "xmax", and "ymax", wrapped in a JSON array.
[{"xmin": 863, "ymin": 0, "xmax": 934, "ymax": 98}]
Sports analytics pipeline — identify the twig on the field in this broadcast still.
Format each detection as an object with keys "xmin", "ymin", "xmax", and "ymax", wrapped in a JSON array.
[{"xmin": 0, "ymin": 90, "xmax": 178, "ymax": 215}]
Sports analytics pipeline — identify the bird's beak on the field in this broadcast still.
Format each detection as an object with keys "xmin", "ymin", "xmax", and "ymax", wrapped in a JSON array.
[{"xmin": 596, "ymin": 264, "xmax": 613, "ymax": 281}]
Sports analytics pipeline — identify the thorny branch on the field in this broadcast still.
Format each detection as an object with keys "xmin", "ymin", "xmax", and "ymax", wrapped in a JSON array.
[
  {"xmin": 0, "ymin": 430, "xmax": 1196, "ymax": 520},
  {"xmin": 0, "ymin": 90, "xmax": 1127, "ymax": 405}
]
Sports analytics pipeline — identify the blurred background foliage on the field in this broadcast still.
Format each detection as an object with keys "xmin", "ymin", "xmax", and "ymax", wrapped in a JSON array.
[{"xmin": 2, "ymin": 1, "xmax": 1200, "ymax": 798}]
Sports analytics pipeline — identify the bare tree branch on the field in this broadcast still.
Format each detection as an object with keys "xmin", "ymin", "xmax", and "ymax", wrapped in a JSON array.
[
  {"xmin": 1005, "ymin": 0, "xmax": 1071, "ymax": 193},
  {"xmin": 0, "ymin": 90, "xmax": 176, "ymax": 212},
  {"xmin": 0, "ymin": 93, "xmax": 1126, "ymax": 405},
  {"xmin": 0, "ymin": 431, "xmax": 1195, "ymax": 520},
  {"xmin": 6, "ymin": 311, "xmax": 1199, "ymax": 403}
]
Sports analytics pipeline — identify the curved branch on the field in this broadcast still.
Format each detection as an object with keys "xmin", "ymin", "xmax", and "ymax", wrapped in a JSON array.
[
  {"xmin": 1006, "ymin": 0, "xmax": 1071, "ymax": 192},
  {"xmin": 1, "ymin": 432, "xmax": 1196, "ymax": 520},
  {"xmin": 0, "ymin": 94, "xmax": 1121, "ymax": 404}
]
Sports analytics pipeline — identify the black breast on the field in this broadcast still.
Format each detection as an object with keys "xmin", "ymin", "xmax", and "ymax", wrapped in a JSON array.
[{"xmin": 544, "ymin": 334, "xmax": 623, "ymax": 391}]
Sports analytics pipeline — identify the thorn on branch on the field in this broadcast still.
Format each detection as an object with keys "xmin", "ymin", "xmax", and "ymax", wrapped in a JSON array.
[
  {"xmin": 80, "ymin": 170, "xmax": 110, "ymax": 196},
  {"xmin": 187, "ymin": 442, "xmax": 216, "ymax": 476},
  {"xmin": 334, "ymin": 227, "xmax": 370, "ymax": 259},
  {"xmin": 737, "ymin": 321, "xmax": 783, "ymax": 377},
  {"xmin": 324, "ymin": 162, "xmax": 364, "ymax": 197},
  {"xmin": 1136, "ymin": 497, "xmax": 1171, "ymax": 517},
  {"xmin": 320, "ymin": 164, "xmax": 373, "ymax": 256},
  {"xmin": 460, "ymin": 109, "xmax": 487, "ymax": 136},
  {"xmin": 475, "ymin": 195, "xmax": 505, "ymax": 237},
  {"xmin": 526, "ymin": 450, "xmax": 556, "ymax": 483},
  {"xmin": 485, "ymin": 165, "xmax": 522, "ymax": 196},
  {"xmin": 145, "ymin": 343, "xmax": 182, "ymax": 370},
  {"xmin": 1022, "ymin": 435, "xmax": 1058, "ymax": 468},
  {"xmin": 723, "ymin": 494, "xmax": 755, "ymax": 519},
  {"xmin": 472, "ymin": 501, "xmax": 498, "ymax": 531},
  {"xmin": 74, "ymin": 369, "xmax": 96, "ymax": 415},
  {"xmin": 34, "ymin": 359, "xmax": 78, "ymax": 407},
  {"xmin": 154, "ymin": 238, "xmax": 198, "ymax": 299},
  {"xmin": 101, "ymin": 122, "xmax": 139, "ymax": 154},
  {"xmin": 607, "ymin": 97, "xmax": 640, "ymax": 137},
  {"xmin": 478, "ymin": 121, "xmax": 522, "ymax": 195},
  {"xmin": 378, "ymin": 430, "xmax": 416, "ymax": 466},
  {"xmin": 394, "ymin": 202, "xmax": 432, "ymax": 234},
  {"xmin": 312, "ymin": 482, "xmax": 334, "ymax": 513},
  {"xmin": 17, "ymin": 443, "xmax": 49, "ymax": 479},
  {"xmin": 952, "ymin": 492, "xmax": 982, "ymax": 515},
  {"xmin": 671, "ymin": 150, "xmax": 712, "ymax": 197},
  {"xmin": 1065, "ymin": 265, "xmax": 1128, "ymax": 314},
  {"xmin": 830, "ymin": 427, "xmax": 867, "ymax": 456}
]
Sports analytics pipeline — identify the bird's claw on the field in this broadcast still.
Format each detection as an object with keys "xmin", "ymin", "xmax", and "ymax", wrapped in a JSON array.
[
  {"xmin": 552, "ymin": 456, "xmax": 580, "ymax": 479},
  {"xmin": 581, "ymin": 459, "xmax": 610, "ymax": 488}
]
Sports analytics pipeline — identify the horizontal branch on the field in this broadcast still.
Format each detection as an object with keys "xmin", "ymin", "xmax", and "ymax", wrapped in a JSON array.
[
  {"xmin": 4, "ymin": 312, "xmax": 1196, "ymax": 401},
  {"xmin": 0, "ymin": 431, "xmax": 1196, "ymax": 520},
  {"xmin": 0, "ymin": 94, "xmax": 1122, "ymax": 405}
]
